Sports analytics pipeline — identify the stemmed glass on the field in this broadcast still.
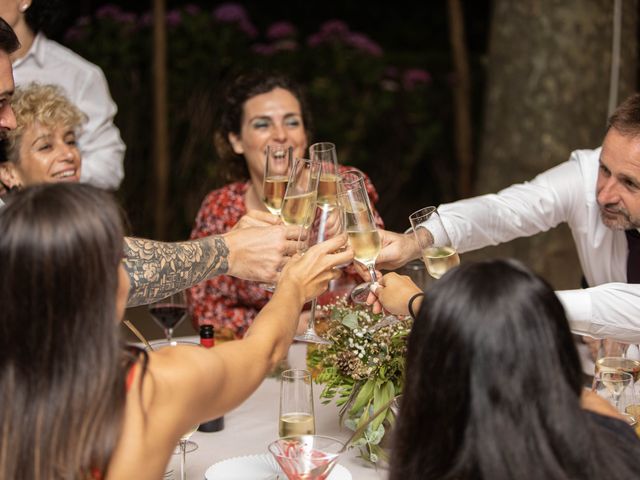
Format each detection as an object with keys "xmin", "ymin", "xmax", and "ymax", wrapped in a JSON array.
[
  {"xmin": 147, "ymin": 339, "xmax": 201, "ymax": 480},
  {"xmin": 593, "ymin": 371, "xmax": 634, "ymax": 414},
  {"xmin": 279, "ymin": 369, "xmax": 315, "ymax": 437},
  {"xmin": 148, "ymin": 291, "xmax": 188, "ymax": 344},
  {"xmin": 309, "ymin": 142, "xmax": 339, "ymax": 211},
  {"xmin": 409, "ymin": 206, "xmax": 460, "ymax": 279},
  {"xmin": 337, "ymin": 174, "xmax": 382, "ymax": 304},
  {"xmin": 594, "ymin": 339, "xmax": 640, "ymax": 383},
  {"xmin": 262, "ymin": 144, "xmax": 292, "ymax": 216},
  {"xmin": 293, "ymin": 200, "xmax": 343, "ymax": 345},
  {"xmin": 268, "ymin": 435, "xmax": 343, "ymax": 480},
  {"xmin": 281, "ymin": 157, "xmax": 321, "ymax": 228}
]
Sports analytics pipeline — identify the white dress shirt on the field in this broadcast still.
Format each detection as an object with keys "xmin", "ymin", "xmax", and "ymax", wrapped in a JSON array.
[
  {"xmin": 12, "ymin": 33, "xmax": 125, "ymax": 190},
  {"xmin": 437, "ymin": 147, "xmax": 640, "ymax": 341}
]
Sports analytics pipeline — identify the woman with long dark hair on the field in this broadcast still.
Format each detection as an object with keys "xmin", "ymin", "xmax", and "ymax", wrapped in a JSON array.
[
  {"xmin": 372, "ymin": 260, "xmax": 640, "ymax": 480},
  {"xmin": 0, "ymin": 183, "xmax": 350, "ymax": 479}
]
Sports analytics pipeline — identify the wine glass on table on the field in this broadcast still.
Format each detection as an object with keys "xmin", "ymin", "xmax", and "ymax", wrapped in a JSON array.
[
  {"xmin": 293, "ymin": 198, "xmax": 343, "ymax": 345},
  {"xmin": 148, "ymin": 291, "xmax": 188, "ymax": 344},
  {"xmin": 279, "ymin": 369, "xmax": 315, "ymax": 437},
  {"xmin": 309, "ymin": 142, "xmax": 339, "ymax": 212},
  {"xmin": 146, "ymin": 339, "xmax": 201, "ymax": 480},
  {"xmin": 593, "ymin": 370, "xmax": 634, "ymax": 416},
  {"xmin": 409, "ymin": 206, "xmax": 460, "ymax": 279}
]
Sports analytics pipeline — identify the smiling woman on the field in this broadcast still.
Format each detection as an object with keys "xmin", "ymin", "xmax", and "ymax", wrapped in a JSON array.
[{"xmin": 0, "ymin": 82, "xmax": 86, "ymax": 189}]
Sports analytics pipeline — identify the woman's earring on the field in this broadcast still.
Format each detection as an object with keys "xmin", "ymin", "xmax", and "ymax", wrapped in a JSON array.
[{"xmin": 20, "ymin": 3, "xmax": 29, "ymax": 12}]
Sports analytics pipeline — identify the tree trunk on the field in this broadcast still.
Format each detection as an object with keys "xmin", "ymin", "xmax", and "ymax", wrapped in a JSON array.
[{"xmin": 469, "ymin": 0, "xmax": 637, "ymax": 289}]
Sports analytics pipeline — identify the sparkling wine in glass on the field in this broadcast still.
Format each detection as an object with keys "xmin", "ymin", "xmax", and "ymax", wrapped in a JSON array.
[
  {"xmin": 262, "ymin": 145, "xmax": 292, "ymax": 215},
  {"xmin": 279, "ymin": 369, "xmax": 315, "ymax": 438},
  {"xmin": 409, "ymin": 206, "xmax": 460, "ymax": 279},
  {"xmin": 594, "ymin": 339, "xmax": 640, "ymax": 382},
  {"xmin": 281, "ymin": 157, "xmax": 321, "ymax": 228},
  {"xmin": 148, "ymin": 291, "xmax": 188, "ymax": 343},
  {"xmin": 293, "ymin": 203, "xmax": 343, "ymax": 345},
  {"xmin": 337, "ymin": 174, "xmax": 382, "ymax": 303},
  {"xmin": 594, "ymin": 371, "xmax": 633, "ymax": 413},
  {"xmin": 309, "ymin": 142, "xmax": 339, "ymax": 210}
]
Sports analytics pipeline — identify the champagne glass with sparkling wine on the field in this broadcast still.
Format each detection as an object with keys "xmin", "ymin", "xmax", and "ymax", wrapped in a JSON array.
[
  {"xmin": 409, "ymin": 206, "xmax": 460, "ymax": 279},
  {"xmin": 309, "ymin": 142, "xmax": 339, "ymax": 211},
  {"xmin": 281, "ymin": 157, "xmax": 321, "ymax": 227},
  {"xmin": 293, "ymin": 199, "xmax": 343, "ymax": 345},
  {"xmin": 148, "ymin": 291, "xmax": 188, "ymax": 344},
  {"xmin": 279, "ymin": 369, "xmax": 315, "ymax": 437},
  {"xmin": 262, "ymin": 144, "xmax": 292, "ymax": 215},
  {"xmin": 337, "ymin": 177, "xmax": 383, "ymax": 302}
]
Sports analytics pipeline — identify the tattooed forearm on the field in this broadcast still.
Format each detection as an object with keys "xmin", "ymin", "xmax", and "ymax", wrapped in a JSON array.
[{"xmin": 123, "ymin": 236, "xmax": 229, "ymax": 307}]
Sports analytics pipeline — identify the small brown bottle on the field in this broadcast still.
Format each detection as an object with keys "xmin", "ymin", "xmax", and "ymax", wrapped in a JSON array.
[{"xmin": 198, "ymin": 325, "xmax": 224, "ymax": 432}]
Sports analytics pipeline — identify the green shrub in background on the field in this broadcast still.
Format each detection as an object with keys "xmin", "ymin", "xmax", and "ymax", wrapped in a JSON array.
[{"xmin": 65, "ymin": 3, "xmax": 452, "ymax": 239}]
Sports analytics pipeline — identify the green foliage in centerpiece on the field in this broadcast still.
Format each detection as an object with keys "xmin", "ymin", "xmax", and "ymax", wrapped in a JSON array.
[{"xmin": 308, "ymin": 298, "xmax": 412, "ymax": 464}]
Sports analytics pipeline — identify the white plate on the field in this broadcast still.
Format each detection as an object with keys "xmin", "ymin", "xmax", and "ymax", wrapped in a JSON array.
[{"xmin": 204, "ymin": 453, "xmax": 352, "ymax": 480}]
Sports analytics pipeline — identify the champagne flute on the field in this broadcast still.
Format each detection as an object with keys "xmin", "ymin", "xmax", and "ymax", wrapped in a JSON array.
[
  {"xmin": 293, "ymin": 202, "xmax": 343, "ymax": 345},
  {"xmin": 279, "ymin": 369, "xmax": 315, "ymax": 437},
  {"xmin": 147, "ymin": 339, "xmax": 201, "ymax": 480},
  {"xmin": 262, "ymin": 144, "xmax": 292, "ymax": 215},
  {"xmin": 148, "ymin": 291, "xmax": 188, "ymax": 343},
  {"xmin": 309, "ymin": 142, "xmax": 339, "ymax": 211},
  {"xmin": 337, "ymin": 178, "xmax": 383, "ymax": 303},
  {"xmin": 409, "ymin": 206, "xmax": 460, "ymax": 279},
  {"xmin": 281, "ymin": 157, "xmax": 321, "ymax": 228}
]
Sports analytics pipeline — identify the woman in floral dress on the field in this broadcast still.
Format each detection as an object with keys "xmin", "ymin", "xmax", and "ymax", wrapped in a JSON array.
[{"xmin": 188, "ymin": 72, "xmax": 383, "ymax": 338}]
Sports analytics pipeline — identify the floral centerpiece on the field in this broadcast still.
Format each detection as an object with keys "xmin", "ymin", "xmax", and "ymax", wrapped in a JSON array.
[{"xmin": 308, "ymin": 297, "xmax": 412, "ymax": 464}]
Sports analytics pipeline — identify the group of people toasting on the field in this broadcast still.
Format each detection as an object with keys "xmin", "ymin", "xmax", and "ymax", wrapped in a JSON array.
[{"xmin": 3, "ymin": 7, "xmax": 640, "ymax": 477}]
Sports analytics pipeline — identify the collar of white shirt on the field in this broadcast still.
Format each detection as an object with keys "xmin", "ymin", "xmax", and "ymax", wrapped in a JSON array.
[{"xmin": 12, "ymin": 31, "xmax": 46, "ymax": 69}]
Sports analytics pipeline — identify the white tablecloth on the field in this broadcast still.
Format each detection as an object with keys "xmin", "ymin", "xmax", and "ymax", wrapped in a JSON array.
[{"xmin": 172, "ymin": 340, "xmax": 388, "ymax": 479}]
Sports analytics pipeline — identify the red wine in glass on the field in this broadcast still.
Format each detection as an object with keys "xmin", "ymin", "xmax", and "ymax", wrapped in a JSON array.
[{"xmin": 149, "ymin": 304, "xmax": 187, "ymax": 342}]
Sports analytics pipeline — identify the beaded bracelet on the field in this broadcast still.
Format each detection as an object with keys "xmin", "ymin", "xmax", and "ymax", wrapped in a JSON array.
[{"xmin": 408, "ymin": 292, "xmax": 425, "ymax": 320}]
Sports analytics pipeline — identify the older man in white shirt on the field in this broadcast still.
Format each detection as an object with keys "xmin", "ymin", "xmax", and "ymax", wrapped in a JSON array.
[{"xmin": 370, "ymin": 94, "xmax": 640, "ymax": 342}]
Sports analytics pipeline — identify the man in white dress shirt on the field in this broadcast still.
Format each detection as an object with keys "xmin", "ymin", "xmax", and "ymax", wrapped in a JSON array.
[{"xmin": 370, "ymin": 94, "xmax": 640, "ymax": 342}]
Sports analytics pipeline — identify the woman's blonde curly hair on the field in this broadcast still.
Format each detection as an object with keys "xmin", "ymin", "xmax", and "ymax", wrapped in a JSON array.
[{"xmin": 5, "ymin": 83, "xmax": 87, "ymax": 164}]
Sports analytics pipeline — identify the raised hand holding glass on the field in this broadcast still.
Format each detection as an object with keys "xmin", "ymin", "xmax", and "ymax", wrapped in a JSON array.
[{"xmin": 409, "ymin": 206, "xmax": 460, "ymax": 279}]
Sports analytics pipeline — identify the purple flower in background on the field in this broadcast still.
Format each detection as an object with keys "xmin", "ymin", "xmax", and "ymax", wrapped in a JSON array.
[
  {"xmin": 320, "ymin": 19, "xmax": 350, "ymax": 37},
  {"xmin": 346, "ymin": 32, "xmax": 383, "ymax": 56},
  {"xmin": 307, "ymin": 32, "xmax": 325, "ymax": 48},
  {"xmin": 95, "ymin": 4, "xmax": 122, "ymax": 19},
  {"xmin": 267, "ymin": 21, "xmax": 297, "ymax": 40},
  {"xmin": 403, "ymin": 68, "xmax": 432, "ymax": 90},
  {"xmin": 239, "ymin": 18, "xmax": 258, "ymax": 38},
  {"xmin": 252, "ymin": 43, "xmax": 276, "ymax": 56},
  {"xmin": 274, "ymin": 39, "xmax": 298, "ymax": 52},
  {"xmin": 64, "ymin": 26, "xmax": 86, "ymax": 43},
  {"xmin": 166, "ymin": 9, "xmax": 182, "ymax": 27},
  {"xmin": 213, "ymin": 3, "xmax": 248, "ymax": 23},
  {"xmin": 184, "ymin": 4, "xmax": 201, "ymax": 16}
]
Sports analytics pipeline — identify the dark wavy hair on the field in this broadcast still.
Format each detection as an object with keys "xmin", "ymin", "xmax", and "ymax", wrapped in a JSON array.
[
  {"xmin": 0, "ymin": 183, "xmax": 142, "ymax": 479},
  {"xmin": 214, "ymin": 71, "xmax": 313, "ymax": 181},
  {"xmin": 391, "ymin": 259, "xmax": 640, "ymax": 480}
]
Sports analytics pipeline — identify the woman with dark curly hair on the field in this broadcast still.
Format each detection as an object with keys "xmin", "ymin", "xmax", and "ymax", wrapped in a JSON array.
[
  {"xmin": 371, "ymin": 260, "xmax": 640, "ymax": 480},
  {"xmin": 188, "ymin": 72, "xmax": 384, "ymax": 338}
]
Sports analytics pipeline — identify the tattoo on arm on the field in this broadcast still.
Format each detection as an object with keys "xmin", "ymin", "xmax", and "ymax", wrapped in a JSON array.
[{"xmin": 123, "ymin": 236, "xmax": 229, "ymax": 307}]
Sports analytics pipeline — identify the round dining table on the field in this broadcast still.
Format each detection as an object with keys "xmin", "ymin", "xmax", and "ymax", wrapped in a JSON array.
[{"xmin": 165, "ymin": 338, "xmax": 388, "ymax": 479}]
